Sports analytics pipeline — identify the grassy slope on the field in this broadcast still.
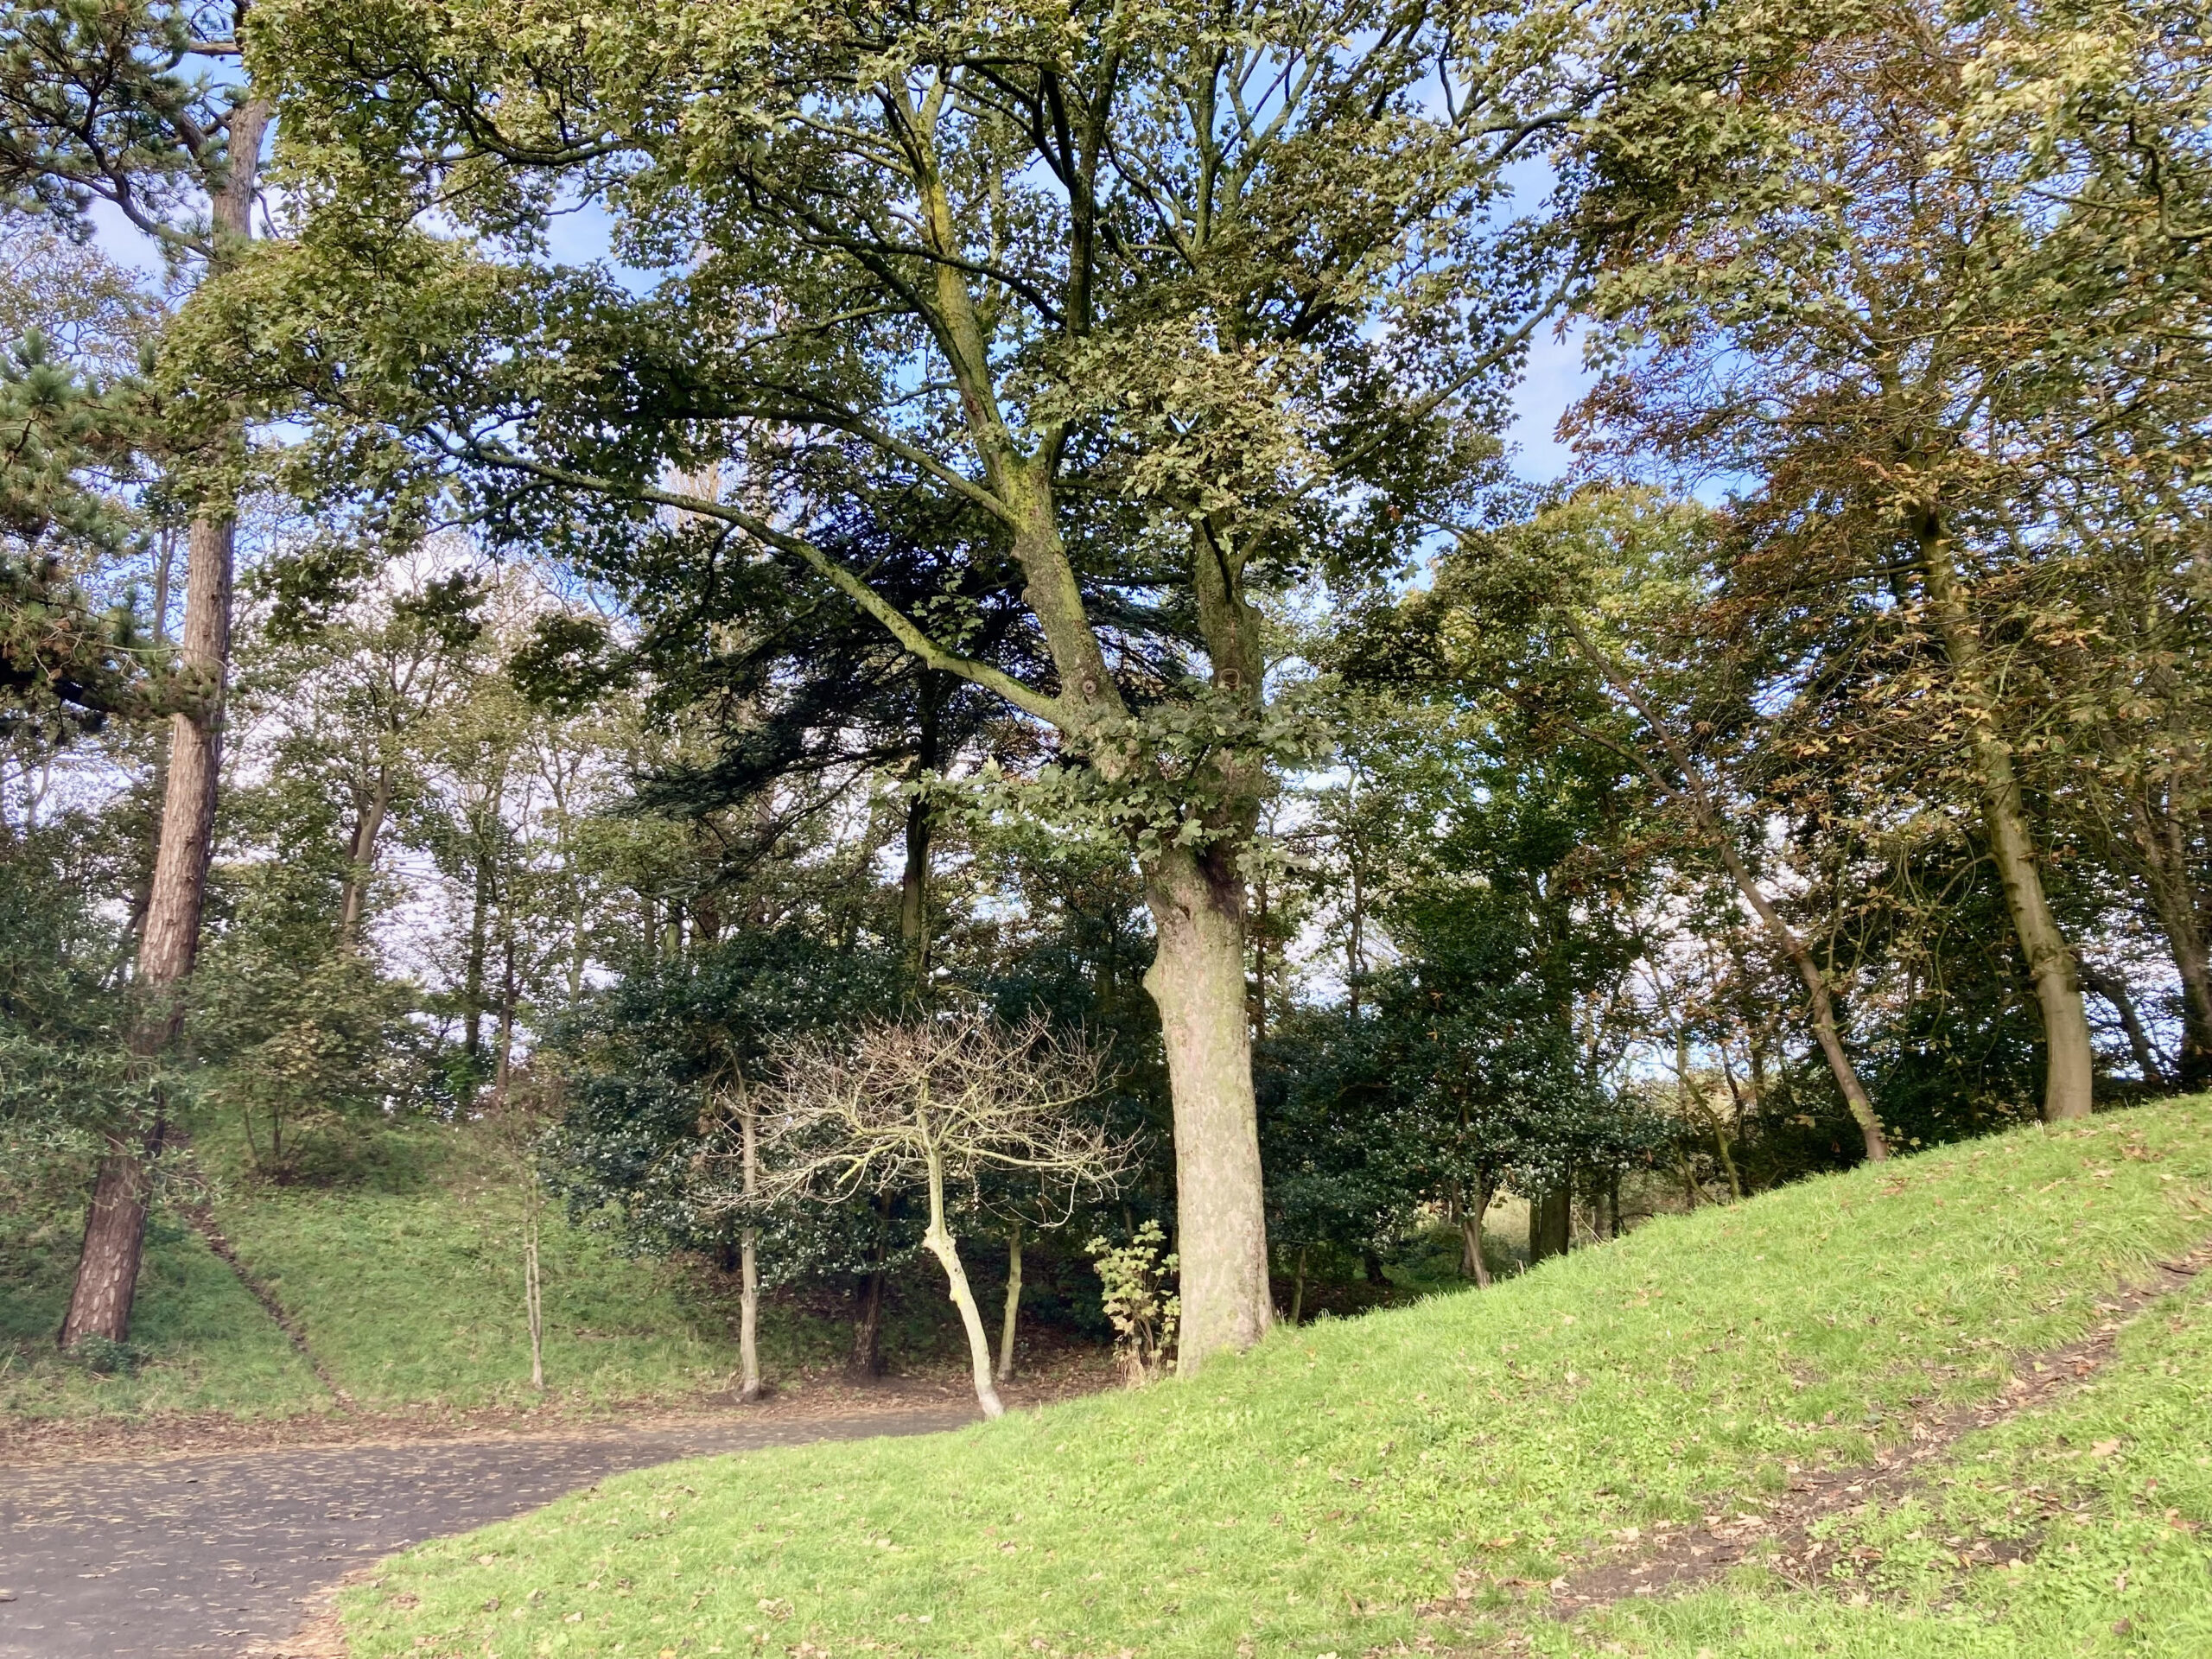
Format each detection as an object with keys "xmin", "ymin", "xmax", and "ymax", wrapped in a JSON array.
[
  {"xmin": 340, "ymin": 1100, "xmax": 2212, "ymax": 1659},
  {"xmin": 210, "ymin": 1128, "xmax": 855, "ymax": 1413},
  {"xmin": 0, "ymin": 1209, "xmax": 326, "ymax": 1420},
  {"xmin": 3, "ymin": 1123, "xmax": 886, "ymax": 1422}
]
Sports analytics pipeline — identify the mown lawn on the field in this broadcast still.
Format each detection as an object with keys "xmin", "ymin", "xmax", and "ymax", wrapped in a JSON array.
[{"xmin": 338, "ymin": 1100, "xmax": 2212, "ymax": 1658}]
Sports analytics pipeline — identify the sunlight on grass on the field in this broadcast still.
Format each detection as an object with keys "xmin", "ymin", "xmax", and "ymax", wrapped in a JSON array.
[{"xmin": 339, "ymin": 1100, "xmax": 2212, "ymax": 1658}]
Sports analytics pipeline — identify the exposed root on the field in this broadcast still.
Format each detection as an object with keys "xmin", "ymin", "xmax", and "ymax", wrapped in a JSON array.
[{"xmin": 177, "ymin": 1198, "xmax": 360, "ymax": 1413}]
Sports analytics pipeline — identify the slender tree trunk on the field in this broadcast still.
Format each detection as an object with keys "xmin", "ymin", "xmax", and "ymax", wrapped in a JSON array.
[
  {"xmin": 1560, "ymin": 619, "xmax": 1888, "ymax": 1160},
  {"xmin": 1287, "ymin": 1244, "xmax": 1307, "ymax": 1325},
  {"xmin": 994, "ymin": 1222, "xmax": 1022, "ymax": 1384},
  {"xmin": 899, "ymin": 674, "xmax": 944, "ymax": 984},
  {"xmin": 2130, "ymin": 840, "xmax": 2212, "ymax": 1088},
  {"xmin": 737, "ymin": 1070, "xmax": 761, "ymax": 1402},
  {"xmin": 493, "ymin": 933, "xmax": 517, "ymax": 1104},
  {"xmin": 1141, "ymin": 843, "xmax": 1271, "ymax": 1373},
  {"xmin": 2076, "ymin": 962, "xmax": 2169, "ymax": 1090},
  {"xmin": 849, "ymin": 1198, "xmax": 887, "ymax": 1378},
  {"xmin": 337, "ymin": 771, "xmax": 391, "ymax": 947},
  {"xmin": 62, "ymin": 255, "xmax": 263, "ymax": 1344},
  {"xmin": 1918, "ymin": 516, "xmax": 2094, "ymax": 1122},
  {"xmin": 463, "ymin": 856, "xmax": 491, "ymax": 1065},
  {"xmin": 1459, "ymin": 1183, "xmax": 1492, "ymax": 1287},
  {"xmin": 923, "ymin": 1154, "xmax": 1004, "ymax": 1420},
  {"xmin": 524, "ymin": 1215, "xmax": 544, "ymax": 1390}
]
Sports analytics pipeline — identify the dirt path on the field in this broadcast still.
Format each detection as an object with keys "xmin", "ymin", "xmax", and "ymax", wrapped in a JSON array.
[
  {"xmin": 1536, "ymin": 1244, "xmax": 2212, "ymax": 1622},
  {"xmin": 0, "ymin": 1404, "xmax": 976, "ymax": 1659}
]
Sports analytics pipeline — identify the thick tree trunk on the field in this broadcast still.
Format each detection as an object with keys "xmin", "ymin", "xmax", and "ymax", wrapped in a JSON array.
[
  {"xmin": 1529, "ymin": 1187, "xmax": 1571, "ymax": 1265},
  {"xmin": 60, "ymin": 1147, "xmax": 154, "ymax": 1348},
  {"xmin": 1918, "ymin": 519, "xmax": 2095, "ymax": 1121},
  {"xmin": 1141, "ymin": 844, "xmax": 1271, "ymax": 1373},
  {"xmin": 994, "ymin": 1223, "xmax": 1021, "ymax": 1385}
]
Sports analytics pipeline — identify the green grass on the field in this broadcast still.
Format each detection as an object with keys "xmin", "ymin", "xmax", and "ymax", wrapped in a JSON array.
[
  {"xmin": 337, "ymin": 1099, "xmax": 2212, "ymax": 1659},
  {"xmin": 0, "ymin": 1206, "xmax": 327, "ymax": 1420},
  {"xmin": 208, "ymin": 1127, "xmax": 803, "ymax": 1413},
  {"xmin": 4, "ymin": 1122, "xmax": 939, "ymax": 1423}
]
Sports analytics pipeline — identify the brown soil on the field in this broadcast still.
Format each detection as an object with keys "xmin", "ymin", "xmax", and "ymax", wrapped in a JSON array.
[{"xmin": 1524, "ymin": 1243, "xmax": 2212, "ymax": 1624}]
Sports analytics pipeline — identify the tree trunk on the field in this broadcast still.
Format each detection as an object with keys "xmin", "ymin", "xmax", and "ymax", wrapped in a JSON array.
[
  {"xmin": 2132, "ymin": 844, "xmax": 2212, "ymax": 1089},
  {"xmin": 1529, "ymin": 1186, "xmax": 1571, "ymax": 1266},
  {"xmin": 62, "ymin": 475, "xmax": 244, "ymax": 1346},
  {"xmin": 994, "ymin": 1222, "xmax": 1022, "ymax": 1384},
  {"xmin": 337, "ymin": 770, "xmax": 390, "ymax": 946},
  {"xmin": 1560, "ymin": 617, "xmax": 1887, "ymax": 1161},
  {"xmin": 1919, "ymin": 516, "xmax": 2095, "ymax": 1122},
  {"xmin": 1287, "ymin": 1244, "xmax": 1307, "ymax": 1325},
  {"xmin": 524, "ymin": 1215, "xmax": 544, "ymax": 1390},
  {"xmin": 899, "ymin": 673, "xmax": 944, "ymax": 984},
  {"xmin": 1459, "ymin": 1184, "xmax": 1492, "ymax": 1288},
  {"xmin": 1141, "ymin": 844, "xmax": 1271, "ymax": 1373},
  {"xmin": 2075, "ymin": 963, "xmax": 2168, "ymax": 1090},
  {"xmin": 737, "ymin": 1071, "xmax": 762, "ymax": 1402},
  {"xmin": 923, "ymin": 1154, "xmax": 1004, "ymax": 1420},
  {"xmin": 59, "ymin": 1146, "xmax": 153, "ymax": 1349},
  {"xmin": 463, "ymin": 856, "xmax": 491, "ymax": 1065}
]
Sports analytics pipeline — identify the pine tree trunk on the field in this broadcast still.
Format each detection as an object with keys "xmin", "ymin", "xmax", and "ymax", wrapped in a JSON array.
[
  {"xmin": 1141, "ymin": 844, "xmax": 1271, "ymax": 1373},
  {"xmin": 994, "ymin": 1223, "xmax": 1021, "ymax": 1384},
  {"xmin": 1918, "ymin": 517, "xmax": 2095, "ymax": 1121},
  {"xmin": 62, "ymin": 499, "xmax": 239, "ymax": 1346}
]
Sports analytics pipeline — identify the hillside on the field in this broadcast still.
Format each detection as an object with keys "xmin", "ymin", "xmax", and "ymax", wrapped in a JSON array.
[
  {"xmin": 338, "ymin": 1100, "xmax": 2212, "ymax": 1658},
  {"xmin": 2, "ymin": 1124, "xmax": 955, "ymax": 1429}
]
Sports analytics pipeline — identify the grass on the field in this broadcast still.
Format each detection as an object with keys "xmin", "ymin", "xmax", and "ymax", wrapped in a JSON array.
[
  {"xmin": 207, "ymin": 1125, "xmax": 863, "ymax": 1413},
  {"xmin": 336, "ymin": 1098, "xmax": 2212, "ymax": 1659},
  {"xmin": 3, "ymin": 1121, "xmax": 952, "ymax": 1423},
  {"xmin": 0, "ymin": 1205, "xmax": 327, "ymax": 1420}
]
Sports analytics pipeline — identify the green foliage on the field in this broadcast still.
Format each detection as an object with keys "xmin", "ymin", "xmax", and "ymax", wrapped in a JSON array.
[
  {"xmin": 334, "ymin": 1100, "xmax": 2212, "ymax": 1659},
  {"xmin": 1084, "ymin": 1219, "xmax": 1178, "ymax": 1384}
]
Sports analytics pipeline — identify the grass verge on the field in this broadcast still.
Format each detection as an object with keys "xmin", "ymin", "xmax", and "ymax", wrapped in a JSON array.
[{"xmin": 338, "ymin": 1099, "xmax": 2212, "ymax": 1658}]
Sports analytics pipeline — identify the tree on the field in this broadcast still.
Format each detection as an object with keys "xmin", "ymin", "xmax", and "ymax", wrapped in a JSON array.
[
  {"xmin": 744, "ymin": 1012, "xmax": 1128, "ymax": 1418},
  {"xmin": 2, "ymin": 0, "xmax": 272, "ymax": 1342},
  {"xmin": 243, "ymin": 0, "xmax": 1583, "ymax": 1367},
  {"xmin": 1553, "ymin": 0, "xmax": 2212, "ymax": 1121}
]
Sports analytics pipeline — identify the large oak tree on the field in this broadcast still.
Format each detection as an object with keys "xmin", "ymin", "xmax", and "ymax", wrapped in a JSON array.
[{"xmin": 232, "ymin": 0, "xmax": 1581, "ymax": 1365}]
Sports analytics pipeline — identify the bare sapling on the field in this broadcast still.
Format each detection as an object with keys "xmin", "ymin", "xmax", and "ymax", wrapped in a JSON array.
[{"xmin": 741, "ymin": 1013, "xmax": 1130, "ymax": 1420}]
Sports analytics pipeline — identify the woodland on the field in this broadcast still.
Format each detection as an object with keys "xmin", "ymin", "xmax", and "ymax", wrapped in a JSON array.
[{"xmin": 1, "ymin": 0, "xmax": 2208, "ymax": 1418}]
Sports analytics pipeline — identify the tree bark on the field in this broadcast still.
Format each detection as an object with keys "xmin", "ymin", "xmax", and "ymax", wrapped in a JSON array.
[
  {"xmin": 736, "ymin": 1070, "xmax": 762, "ymax": 1402},
  {"xmin": 1529, "ymin": 1187, "xmax": 1571, "ymax": 1265},
  {"xmin": 898, "ymin": 673, "xmax": 944, "ymax": 983},
  {"xmin": 1141, "ymin": 843, "xmax": 1272, "ymax": 1373},
  {"xmin": 2076, "ymin": 962, "xmax": 2169, "ymax": 1090},
  {"xmin": 61, "ymin": 293, "xmax": 257, "ymax": 1344},
  {"xmin": 922, "ymin": 1154, "xmax": 1004, "ymax": 1420},
  {"xmin": 994, "ymin": 1222, "xmax": 1021, "ymax": 1385},
  {"xmin": 337, "ymin": 770, "xmax": 391, "ymax": 946},
  {"xmin": 1917, "ymin": 516, "xmax": 2095, "ymax": 1121},
  {"xmin": 1459, "ymin": 1181, "xmax": 1494, "ymax": 1287}
]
